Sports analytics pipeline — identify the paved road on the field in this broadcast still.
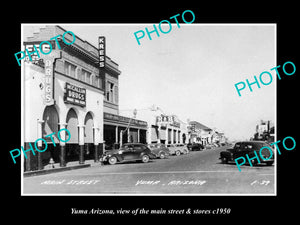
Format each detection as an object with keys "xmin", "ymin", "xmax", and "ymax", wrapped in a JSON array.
[{"xmin": 23, "ymin": 146, "xmax": 275, "ymax": 195}]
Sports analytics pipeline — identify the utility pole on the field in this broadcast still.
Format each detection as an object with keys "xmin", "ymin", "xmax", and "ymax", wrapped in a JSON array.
[{"xmin": 120, "ymin": 109, "xmax": 137, "ymax": 145}]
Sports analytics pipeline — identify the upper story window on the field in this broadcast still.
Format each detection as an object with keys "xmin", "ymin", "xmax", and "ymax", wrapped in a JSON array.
[
  {"xmin": 106, "ymin": 81, "xmax": 118, "ymax": 104},
  {"xmin": 81, "ymin": 69, "xmax": 92, "ymax": 84},
  {"xmin": 62, "ymin": 60, "xmax": 103, "ymax": 90},
  {"xmin": 64, "ymin": 61, "xmax": 76, "ymax": 78}
]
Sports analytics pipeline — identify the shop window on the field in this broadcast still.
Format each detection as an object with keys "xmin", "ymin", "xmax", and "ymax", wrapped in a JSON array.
[{"xmin": 64, "ymin": 61, "xmax": 76, "ymax": 78}]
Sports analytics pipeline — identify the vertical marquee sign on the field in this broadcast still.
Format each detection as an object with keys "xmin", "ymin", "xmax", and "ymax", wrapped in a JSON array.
[
  {"xmin": 44, "ymin": 58, "xmax": 55, "ymax": 105},
  {"xmin": 43, "ymin": 52, "xmax": 61, "ymax": 105},
  {"xmin": 98, "ymin": 36, "xmax": 105, "ymax": 68}
]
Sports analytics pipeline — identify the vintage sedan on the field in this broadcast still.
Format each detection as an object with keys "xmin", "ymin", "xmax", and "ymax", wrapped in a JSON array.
[
  {"xmin": 100, "ymin": 143, "xmax": 156, "ymax": 165},
  {"xmin": 167, "ymin": 144, "xmax": 189, "ymax": 156},
  {"xmin": 219, "ymin": 141, "xmax": 274, "ymax": 166},
  {"xmin": 148, "ymin": 143, "xmax": 170, "ymax": 159},
  {"xmin": 187, "ymin": 143, "xmax": 204, "ymax": 151}
]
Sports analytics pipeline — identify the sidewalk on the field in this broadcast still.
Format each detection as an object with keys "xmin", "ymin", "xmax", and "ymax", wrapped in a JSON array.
[{"xmin": 23, "ymin": 159, "xmax": 103, "ymax": 178}]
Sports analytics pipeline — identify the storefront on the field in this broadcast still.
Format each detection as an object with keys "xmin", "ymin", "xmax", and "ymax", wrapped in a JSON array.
[
  {"xmin": 103, "ymin": 112, "xmax": 147, "ymax": 150},
  {"xmin": 154, "ymin": 114, "xmax": 188, "ymax": 145},
  {"xmin": 23, "ymin": 25, "xmax": 106, "ymax": 171}
]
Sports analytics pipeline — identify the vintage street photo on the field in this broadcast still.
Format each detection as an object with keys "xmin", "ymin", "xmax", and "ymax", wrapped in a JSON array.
[{"xmin": 21, "ymin": 24, "xmax": 276, "ymax": 195}]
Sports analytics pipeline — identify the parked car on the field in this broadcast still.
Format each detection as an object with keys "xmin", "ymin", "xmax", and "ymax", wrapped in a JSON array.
[
  {"xmin": 187, "ymin": 143, "xmax": 204, "ymax": 151},
  {"xmin": 167, "ymin": 144, "xmax": 189, "ymax": 156},
  {"xmin": 148, "ymin": 143, "xmax": 170, "ymax": 159},
  {"xmin": 219, "ymin": 141, "xmax": 274, "ymax": 166},
  {"xmin": 100, "ymin": 143, "xmax": 156, "ymax": 165}
]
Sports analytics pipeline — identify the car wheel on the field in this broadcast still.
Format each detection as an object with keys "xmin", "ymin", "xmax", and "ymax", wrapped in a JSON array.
[
  {"xmin": 142, "ymin": 155, "xmax": 150, "ymax": 163},
  {"xmin": 221, "ymin": 157, "xmax": 228, "ymax": 164},
  {"xmin": 159, "ymin": 152, "xmax": 166, "ymax": 159},
  {"xmin": 175, "ymin": 150, "xmax": 181, "ymax": 156},
  {"xmin": 108, "ymin": 156, "xmax": 117, "ymax": 165}
]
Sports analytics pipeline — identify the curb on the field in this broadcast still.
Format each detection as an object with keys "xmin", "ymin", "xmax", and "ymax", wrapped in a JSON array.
[{"xmin": 23, "ymin": 163, "xmax": 91, "ymax": 178}]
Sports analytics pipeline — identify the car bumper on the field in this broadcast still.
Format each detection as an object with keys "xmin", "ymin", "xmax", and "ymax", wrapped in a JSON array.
[
  {"xmin": 149, "ymin": 153, "xmax": 157, "ymax": 159},
  {"xmin": 154, "ymin": 152, "xmax": 170, "ymax": 158},
  {"xmin": 100, "ymin": 155, "xmax": 110, "ymax": 162}
]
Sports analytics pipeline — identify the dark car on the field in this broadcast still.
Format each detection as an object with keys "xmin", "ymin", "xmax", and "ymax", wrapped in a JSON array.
[
  {"xmin": 219, "ymin": 141, "xmax": 274, "ymax": 166},
  {"xmin": 148, "ymin": 143, "xmax": 170, "ymax": 159},
  {"xmin": 100, "ymin": 143, "xmax": 156, "ymax": 165},
  {"xmin": 187, "ymin": 143, "xmax": 204, "ymax": 151}
]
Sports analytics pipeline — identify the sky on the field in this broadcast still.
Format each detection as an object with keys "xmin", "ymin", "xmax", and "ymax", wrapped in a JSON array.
[{"xmin": 24, "ymin": 24, "xmax": 276, "ymax": 141}]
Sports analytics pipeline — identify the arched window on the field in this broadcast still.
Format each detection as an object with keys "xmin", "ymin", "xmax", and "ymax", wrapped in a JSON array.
[
  {"xmin": 66, "ymin": 108, "xmax": 79, "ymax": 144},
  {"xmin": 84, "ymin": 112, "xmax": 94, "ymax": 143},
  {"xmin": 42, "ymin": 105, "xmax": 59, "ymax": 143}
]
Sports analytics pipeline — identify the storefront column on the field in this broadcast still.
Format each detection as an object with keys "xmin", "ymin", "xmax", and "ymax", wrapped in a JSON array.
[
  {"xmin": 171, "ymin": 129, "xmax": 174, "ymax": 144},
  {"xmin": 78, "ymin": 124, "xmax": 85, "ymax": 164},
  {"xmin": 59, "ymin": 123, "xmax": 67, "ymax": 167},
  {"xmin": 37, "ymin": 119, "xmax": 44, "ymax": 170},
  {"xmin": 115, "ymin": 126, "xmax": 118, "ymax": 144},
  {"xmin": 94, "ymin": 127, "xmax": 100, "ymax": 162},
  {"xmin": 127, "ymin": 127, "xmax": 130, "ymax": 143},
  {"xmin": 165, "ymin": 128, "xmax": 168, "ymax": 144},
  {"xmin": 146, "ymin": 126, "xmax": 151, "ymax": 144},
  {"xmin": 157, "ymin": 125, "xmax": 161, "ymax": 143}
]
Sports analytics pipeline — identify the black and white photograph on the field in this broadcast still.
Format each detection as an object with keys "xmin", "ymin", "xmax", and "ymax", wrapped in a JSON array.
[
  {"xmin": 20, "ymin": 23, "xmax": 276, "ymax": 195},
  {"xmin": 4, "ymin": 5, "xmax": 298, "ymax": 221}
]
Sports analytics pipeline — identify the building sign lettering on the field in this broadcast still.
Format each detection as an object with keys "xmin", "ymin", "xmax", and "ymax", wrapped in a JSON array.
[
  {"xmin": 44, "ymin": 59, "xmax": 55, "ymax": 105},
  {"xmin": 23, "ymin": 41, "xmax": 56, "ymax": 65},
  {"xmin": 64, "ymin": 82, "xmax": 86, "ymax": 107},
  {"xmin": 156, "ymin": 115, "xmax": 180, "ymax": 128},
  {"xmin": 104, "ymin": 112, "xmax": 147, "ymax": 127},
  {"xmin": 98, "ymin": 36, "xmax": 105, "ymax": 68}
]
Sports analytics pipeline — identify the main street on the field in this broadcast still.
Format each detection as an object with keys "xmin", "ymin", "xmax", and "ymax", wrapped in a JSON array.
[{"xmin": 23, "ymin": 146, "xmax": 275, "ymax": 195}]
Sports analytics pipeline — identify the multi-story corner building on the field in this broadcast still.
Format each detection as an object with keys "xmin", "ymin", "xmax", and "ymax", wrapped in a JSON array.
[{"xmin": 22, "ymin": 25, "xmax": 126, "ymax": 171}]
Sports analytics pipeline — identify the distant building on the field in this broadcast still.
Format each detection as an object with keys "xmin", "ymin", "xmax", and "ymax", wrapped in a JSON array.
[
  {"xmin": 212, "ymin": 131, "xmax": 226, "ymax": 144},
  {"xmin": 188, "ymin": 121, "xmax": 213, "ymax": 145},
  {"xmin": 253, "ymin": 120, "xmax": 274, "ymax": 143}
]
